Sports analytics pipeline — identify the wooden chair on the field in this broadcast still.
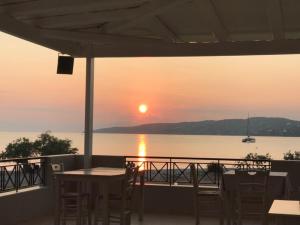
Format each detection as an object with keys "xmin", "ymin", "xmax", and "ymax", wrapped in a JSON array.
[
  {"xmin": 51, "ymin": 163, "xmax": 91, "ymax": 225},
  {"xmin": 190, "ymin": 163, "xmax": 224, "ymax": 225},
  {"xmin": 235, "ymin": 170, "xmax": 269, "ymax": 225},
  {"xmin": 94, "ymin": 162, "xmax": 139, "ymax": 225}
]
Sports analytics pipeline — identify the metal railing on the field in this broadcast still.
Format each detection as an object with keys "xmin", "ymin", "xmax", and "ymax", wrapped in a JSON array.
[
  {"xmin": 0, "ymin": 155, "xmax": 272, "ymax": 192},
  {"xmin": 0, "ymin": 157, "xmax": 46, "ymax": 193},
  {"xmin": 125, "ymin": 156, "xmax": 271, "ymax": 187}
]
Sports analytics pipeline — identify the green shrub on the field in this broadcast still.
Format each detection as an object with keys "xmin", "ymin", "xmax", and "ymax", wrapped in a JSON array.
[
  {"xmin": 2, "ymin": 138, "xmax": 36, "ymax": 158},
  {"xmin": 34, "ymin": 131, "xmax": 78, "ymax": 156},
  {"xmin": 1, "ymin": 131, "xmax": 78, "ymax": 159},
  {"xmin": 236, "ymin": 152, "xmax": 272, "ymax": 170},
  {"xmin": 283, "ymin": 150, "xmax": 300, "ymax": 160}
]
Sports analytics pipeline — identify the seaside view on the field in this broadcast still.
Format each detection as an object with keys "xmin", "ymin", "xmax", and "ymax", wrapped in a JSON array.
[
  {"xmin": 3, "ymin": 1, "xmax": 300, "ymax": 225},
  {"xmin": 1, "ymin": 132, "xmax": 299, "ymax": 159}
]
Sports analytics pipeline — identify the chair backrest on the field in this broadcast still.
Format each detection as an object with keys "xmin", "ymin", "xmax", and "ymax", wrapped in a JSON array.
[
  {"xmin": 190, "ymin": 163, "xmax": 198, "ymax": 194},
  {"xmin": 235, "ymin": 170, "xmax": 269, "ymax": 213},
  {"xmin": 50, "ymin": 163, "xmax": 64, "ymax": 173},
  {"xmin": 124, "ymin": 162, "xmax": 139, "ymax": 200},
  {"xmin": 49, "ymin": 163, "xmax": 78, "ymax": 193},
  {"xmin": 236, "ymin": 170, "xmax": 269, "ymax": 188},
  {"xmin": 272, "ymin": 160, "xmax": 300, "ymax": 199}
]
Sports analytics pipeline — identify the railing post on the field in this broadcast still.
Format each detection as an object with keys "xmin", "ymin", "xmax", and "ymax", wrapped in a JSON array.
[
  {"xmin": 42, "ymin": 158, "xmax": 46, "ymax": 186},
  {"xmin": 15, "ymin": 164, "xmax": 18, "ymax": 192},
  {"xmin": 217, "ymin": 160, "xmax": 220, "ymax": 187},
  {"xmin": 84, "ymin": 57, "xmax": 94, "ymax": 169},
  {"xmin": 0, "ymin": 167, "xmax": 2, "ymax": 192},
  {"xmin": 146, "ymin": 161, "xmax": 149, "ymax": 182},
  {"xmin": 169, "ymin": 157, "xmax": 172, "ymax": 186}
]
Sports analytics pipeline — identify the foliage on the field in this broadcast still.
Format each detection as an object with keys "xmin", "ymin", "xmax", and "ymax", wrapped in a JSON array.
[
  {"xmin": 34, "ymin": 132, "xmax": 78, "ymax": 156},
  {"xmin": 283, "ymin": 150, "xmax": 300, "ymax": 160},
  {"xmin": 1, "ymin": 131, "xmax": 78, "ymax": 159},
  {"xmin": 1, "ymin": 138, "xmax": 36, "ymax": 159},
  {"xmin": 236, "ymin": 152, "xmax": 272, "ymax": 170},
  {"xmin": 243, "ymin": 152, "xmax": 272, "ymax": 161}
]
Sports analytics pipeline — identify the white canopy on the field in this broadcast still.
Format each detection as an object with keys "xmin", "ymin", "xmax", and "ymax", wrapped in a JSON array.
[{"xmin": 1, "ymin": 0, "xmax": 300, "ymax": 57}]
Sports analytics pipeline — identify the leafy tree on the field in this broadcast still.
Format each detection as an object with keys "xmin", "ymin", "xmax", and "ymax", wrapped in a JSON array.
[
  {"xmin": 1, "ymin": 132, "xmax": 78, "ymax": 159},
  {"xmin": 283, "ymin": 150, "xmax": 300, "ymax": 160},
  {"xmin": 34, "ymin": 131, "xmax": 78, "ymax": 156},
  {"xmin": 1, "ymin": 138, "xmax": 36, "ymax": 159}
]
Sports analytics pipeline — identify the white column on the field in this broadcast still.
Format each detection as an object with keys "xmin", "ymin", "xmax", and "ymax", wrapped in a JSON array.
[{"xmin": 84, "ymin": 57, "xmax": 94, "ymax": 169}]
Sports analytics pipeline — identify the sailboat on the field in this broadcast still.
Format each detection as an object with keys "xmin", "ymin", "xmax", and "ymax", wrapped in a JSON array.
[{"xmin": 242, "ymin": 116, "xmax": 256, "ymax": 143}]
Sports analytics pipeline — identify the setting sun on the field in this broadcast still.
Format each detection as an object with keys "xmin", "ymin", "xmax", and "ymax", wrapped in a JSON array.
[{"xmin": 138, "ymin": 104, "xmax": 148, "ymax": 114}]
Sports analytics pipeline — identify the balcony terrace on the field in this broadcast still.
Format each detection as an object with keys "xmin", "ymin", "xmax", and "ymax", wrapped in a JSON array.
[
  {"xmin": 2, "ymin": 0, "xmax": 300, "ymax": 224},
  {"xmin": 0, "ymin": 154, "xmax": 299, "ymax": 225}
]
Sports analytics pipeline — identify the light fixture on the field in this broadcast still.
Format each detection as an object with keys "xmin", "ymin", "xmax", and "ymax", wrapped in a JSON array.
[{"xmin": 57, "ymin": 55, "xmax": 74, "ymax": 75}]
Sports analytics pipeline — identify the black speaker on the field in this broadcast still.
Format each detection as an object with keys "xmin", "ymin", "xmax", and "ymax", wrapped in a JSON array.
[{"xmin": 57, "ymin": 55, "xmax": 74, "ymax": 74}]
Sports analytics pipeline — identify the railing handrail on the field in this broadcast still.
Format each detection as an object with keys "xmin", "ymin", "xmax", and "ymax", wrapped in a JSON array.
[
  {"xmin": 125, "ymin": 155, "xmax": 272, "ymax": 162},
  {"xmin": 0, "ymin": 156, "xmax": 45, "ymax": 163},
  {"xmin": 0, "ymin": 154, "xmax": 274, "ymax": 163},
  {"xmin": 0, "ymin": 154, "xmax": 76, "ymax": 163},
  {"xmin": 125, "ymin": 155, "xmax": 271, "ymax": 187}
]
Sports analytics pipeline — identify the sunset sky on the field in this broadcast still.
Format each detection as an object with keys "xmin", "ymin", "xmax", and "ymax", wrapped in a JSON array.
[{"xmin": 1, "ymin": 31, "xmax": 300, "ymax": 132}]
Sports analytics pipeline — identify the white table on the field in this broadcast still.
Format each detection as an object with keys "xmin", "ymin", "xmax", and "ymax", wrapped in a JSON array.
[
  {"xmin": 269, "ymin": 200, "xmax": 300, "ymax": 225},
  {"xmin": 269, "ymin": 200, "xmax": 300, "ymax": 217}
]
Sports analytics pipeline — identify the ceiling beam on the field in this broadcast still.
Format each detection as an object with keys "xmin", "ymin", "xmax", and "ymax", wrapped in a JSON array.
[
  {"xmin": 0, "ymin": 0, "xmax": 32, "ymax": 6},
  {"xmin": 267, "ymin": 0, "xmax": 285, "ymax": 40},
  {"xmin": 76, "ymin": 39, "xmax": 300, "ymax": 57},
  {"xmin": 0, "ymin": 0, "xmax": 148, "ymax": 18},
  {"xmin": 22, "ymin": 6, "xmax": 145, "ymax": 29},
  {"xmin": 0, "ymin": 13, "xmax": 83, "ymax": 56},
  {"xmin": 41, "ymin": 29, "xmax": 167, "ymax": 45},
  {"xmin": 104, "ymin": 0, "xmax": 191, "ymax": 34},
  {"xmin": 148, "ymin": 16, "xmax": 179, "ymax": 42},
  {"xmin": 194, "ymin": 0, "xmax": 228, "ymax": 42}
]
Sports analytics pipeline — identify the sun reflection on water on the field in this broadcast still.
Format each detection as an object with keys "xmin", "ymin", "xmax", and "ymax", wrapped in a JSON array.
[{"xmin": 138, "ymin": 134, "xmax": 146, "ymax": 170}]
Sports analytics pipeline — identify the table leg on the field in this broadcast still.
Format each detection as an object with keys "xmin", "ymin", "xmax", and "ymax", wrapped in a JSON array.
[
  {"xmin": 54, "ymin": 177, "xmax": 60, "ymax": 225},
  {"xmin": 102, "ymin": 182, "xmax": 110, "ymax": 225},
  {"xmin": 276, "ymin": 216, "xmax": 286, "ymax": 225},
  {"xmin": 139, "ymin": 172, "xmax": 145, "ymax": 221},
  {"xmin": 76, "ymin": 182, "xmax": 83, "ymax": 225},
  {"xmin": 225, "ymin": 192, "xmax": 232, "ymax": 225}
]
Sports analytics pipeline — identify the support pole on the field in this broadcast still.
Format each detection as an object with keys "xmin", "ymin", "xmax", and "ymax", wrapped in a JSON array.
[{"xmin": 84, "ymin": 57, "xmax": 94, "ymax": 169}]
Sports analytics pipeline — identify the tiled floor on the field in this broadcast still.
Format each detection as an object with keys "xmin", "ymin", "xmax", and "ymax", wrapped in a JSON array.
[{"xmin": 20, "ymin": 213, "xmax": 262, "ymax": 225}]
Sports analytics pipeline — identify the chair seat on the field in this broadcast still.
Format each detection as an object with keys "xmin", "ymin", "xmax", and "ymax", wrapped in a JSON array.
[
  {"xmin": 190, "ymin": 163, "xmax": 225, "ymax": 225},
  {"xmin": 197, "ymin": 189, "xmax": 222, "ymax": 196},
  {"xmin": 62, "ymin": 192, "xmax": 89, "ymax": 198},
  {"xmin": 97, "ymin": 193, "xmax": 131, "ymax": 201}
]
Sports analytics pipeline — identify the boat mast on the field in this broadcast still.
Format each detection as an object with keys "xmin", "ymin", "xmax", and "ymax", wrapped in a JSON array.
[{"xmin": 246, "ymin": 113, "xmax": 250, "ymax": 137}]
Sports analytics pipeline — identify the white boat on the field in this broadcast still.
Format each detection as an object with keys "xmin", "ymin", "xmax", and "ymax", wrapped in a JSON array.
[
  {"xmin": 242, "ymin": 116, "xmax": 256, "ymax": 143},
  {"xmin": 242, "ymin": 136, "xmax": 256, "ymax": 143}
]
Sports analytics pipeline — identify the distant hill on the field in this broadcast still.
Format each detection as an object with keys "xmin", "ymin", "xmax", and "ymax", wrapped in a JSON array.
[{"xmin": 94, "ymin": 117, "xmax": 300, "ymax": 137}]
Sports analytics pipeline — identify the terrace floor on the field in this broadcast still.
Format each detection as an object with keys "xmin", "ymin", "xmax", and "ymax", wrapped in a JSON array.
[{"xmin": 19, "ymin": 213, "xmax": 263, "ymax": 225}]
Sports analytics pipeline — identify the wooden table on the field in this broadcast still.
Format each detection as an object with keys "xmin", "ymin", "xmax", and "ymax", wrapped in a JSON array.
[
  {"xmin": 54, "ymin": 167, "xmax": 144, "ymax": 225},
  {"xmin": 269, "ymin": 200, "xmax": 300, "ymax": 224}
]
